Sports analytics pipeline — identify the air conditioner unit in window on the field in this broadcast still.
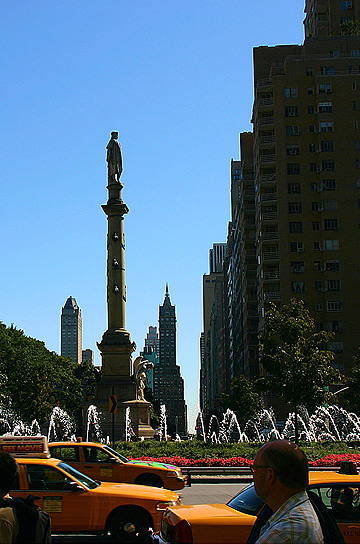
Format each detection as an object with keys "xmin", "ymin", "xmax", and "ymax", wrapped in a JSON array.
[{"xmin": 298, "ymin": 248, "xmax": 304, "ymax": 252}]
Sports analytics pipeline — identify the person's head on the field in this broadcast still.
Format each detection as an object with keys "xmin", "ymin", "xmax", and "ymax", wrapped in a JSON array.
[
  {"xmin": 0, "ymin": 452, "xmax": 19, "ymax": 497},
  {"xmin": 252, "ymin": 440, "xmax": 308, "ymax": 505},
  {"xmin": 111, "ymin": 131, "xmax": 119, "ymax": 140}
]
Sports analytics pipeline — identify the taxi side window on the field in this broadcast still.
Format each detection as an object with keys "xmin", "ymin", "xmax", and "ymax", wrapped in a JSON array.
[
  {"xmin": 310, "ymin": 485, "xmax": 360, "ymax": 522},
  {"xmin": 51, "ymin": 446, "xmax": 79, "ymax": 462},
  {"xmin": 84, "ymin": 447, "xmax": 112, "ymax": 463},
  {"xmin": 26, "ymin": 465, "xmax": 73, "ymax": 491}
]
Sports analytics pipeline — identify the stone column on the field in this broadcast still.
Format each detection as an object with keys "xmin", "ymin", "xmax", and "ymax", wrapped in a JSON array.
[{"xmin": 88, "ymin": 135, "xmax": 136, "ymax": 440}]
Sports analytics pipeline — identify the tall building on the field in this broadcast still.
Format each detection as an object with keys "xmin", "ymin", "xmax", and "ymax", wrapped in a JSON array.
[
  {"xmin": 82, "ymin": 349, "xmax": 94, "ymax": 365},
  {"xmin": 61, "ymin": 296, "xmax": 82, "ymax": 363},
  {"xmin": 252, "ymin": 0, "xmax": 360, "ymax": 381},
  {"xmin": 200, "ymin": 246, "xmax": 227, "ymax": 417},
  {"xmin": 203, "ymin": 0, "xmax": 360, "ymax": 417},
  {"xmin": 153, "ymin": 286, "xmax": 187, "ymax": 436},
  {"xmin": 140, "ymin": 326, "xmax": 160, "ymax": 393}
]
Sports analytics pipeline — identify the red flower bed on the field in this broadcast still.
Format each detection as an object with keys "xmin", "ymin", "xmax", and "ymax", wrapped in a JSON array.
[
  {"xmin": 309, "ymin": 454, "xmax": 360, "ymax": 467},
  {"xmin": 130, "ymin": 454, "xmax": 360, "ymax": 467}
]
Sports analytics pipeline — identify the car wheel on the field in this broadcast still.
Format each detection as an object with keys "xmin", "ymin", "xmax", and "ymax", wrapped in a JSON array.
[
  {"xmin": 109, "ymin": 507, "xmax": 151, "ymax": 543},
  {"xmin": 135, "ymin": 474, "xmax": 163, "ymax": 488}
]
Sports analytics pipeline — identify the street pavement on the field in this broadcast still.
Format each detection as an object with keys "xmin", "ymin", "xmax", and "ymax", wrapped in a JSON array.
[{"xmin": 52, "ymin": 482, "xmax": 248, "ymax": 543}]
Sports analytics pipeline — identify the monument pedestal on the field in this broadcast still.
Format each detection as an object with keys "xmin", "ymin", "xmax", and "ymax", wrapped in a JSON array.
[{"xmin": 124, "ymin": 400, "xmax": 155, "ymax": 439}]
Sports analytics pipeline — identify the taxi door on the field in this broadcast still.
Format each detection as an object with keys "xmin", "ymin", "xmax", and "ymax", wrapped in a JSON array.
[
  {"xmin": 79, "ymin": 445, "xmax": 121, "ymax": 482},
  {"xmin": 309, "ymin": 484, "xmax": 360, "ymax": 544},
  {"xmin": 14, "ymin": 463, "xmax": 95, "ymax": 532}
]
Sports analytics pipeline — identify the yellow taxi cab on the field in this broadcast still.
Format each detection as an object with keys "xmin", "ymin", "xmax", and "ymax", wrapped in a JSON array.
[
  {"xmin": 0, "ymin": 436, "xmax": 180, "ymax": 542},
  {"xmin": 48, "ymin": 440, "xmax": 187, "ymax": 490},
  {"xmin": 149, "ymin": 463, "xmax": 360, "ymax": 544}
]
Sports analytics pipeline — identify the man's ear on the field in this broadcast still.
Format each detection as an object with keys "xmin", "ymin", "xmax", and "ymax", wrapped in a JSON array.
[{"xmin": 268, "ymin": 467, "xmax": 277, "ymax": 485}]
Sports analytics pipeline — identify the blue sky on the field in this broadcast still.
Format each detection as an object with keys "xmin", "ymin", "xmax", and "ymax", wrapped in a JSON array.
[{"xmin": 0, "ymin": 1, "xmax": 305, "ymax": 431}]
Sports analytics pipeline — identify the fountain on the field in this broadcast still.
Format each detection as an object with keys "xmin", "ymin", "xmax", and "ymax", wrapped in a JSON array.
[
  {"xmin": 197, "ymin": 404, "xmax": 360, "ymax": 443},
  {"xmin": 159, "ymin": 404, "xmax": 168, "ymax": 441},
  {"xmin": 48, "ymin": 406, "xmax": 76, "ymax": 442},
  {"xmin": 86, "ymin": 405, "xmax": 103, "ymax": 442},
  {"xmin": 124, "ymin": 406, "xmax": 136, "ymax": 441}
]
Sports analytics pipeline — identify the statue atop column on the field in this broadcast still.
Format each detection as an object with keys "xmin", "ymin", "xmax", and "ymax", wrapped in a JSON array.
[{"xmin": 106, "ymin": 131, "xmax": 123, "ymax": 183}]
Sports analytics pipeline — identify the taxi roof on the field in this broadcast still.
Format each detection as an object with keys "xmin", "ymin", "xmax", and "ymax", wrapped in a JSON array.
[
  {"xmin": 49, "ymin": 441, "xmax": 105, "ymax": 447},
  {"xmin": 309, "ymin": 470, "xmax": 360, "ymax": 485}
]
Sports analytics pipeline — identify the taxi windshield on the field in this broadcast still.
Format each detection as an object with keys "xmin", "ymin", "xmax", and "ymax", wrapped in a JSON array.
[
  {"xmin": 59, "ymin": 462, "xmax": 100, "ymax": 489},
  {"xmin": 227, "ymin": 483, "xmax": 263, "ymax": 516},
  {"xmin": 103, "ymin": 445, "xmax": 128, "ymax": 463}
]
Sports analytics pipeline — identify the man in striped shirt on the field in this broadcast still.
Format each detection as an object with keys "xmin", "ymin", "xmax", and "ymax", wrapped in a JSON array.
[{"xmin": 252, "ymin": 440, "xmax": 324, "ymax": 544}]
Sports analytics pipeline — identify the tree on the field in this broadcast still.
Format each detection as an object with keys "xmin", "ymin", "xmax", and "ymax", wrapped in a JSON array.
[
  {"xmin": 220, "ymin": 375, "xmax": 260, "ymax": 425},
  {"xmin": 340, "ymin": 20, "xmax": 360, "ymax": 36},
  {"xmin": 257, "ymin": 299, "xmax": 342, "ymax": 443},
  {"xmin": 0, "ymin": 322, "xmax": 95, "ymax": 425},
  {"xmin": 340, "ymin": 349, "xmax": 360, "ymax": 414}
]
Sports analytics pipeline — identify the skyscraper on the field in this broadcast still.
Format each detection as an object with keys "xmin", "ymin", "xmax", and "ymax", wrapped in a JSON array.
[
  {"xmin": 203, "ymin": 0, "xmax": 360, "ymax": 416},
  {"xmin": 60, "ymin": 296, "xmax": 82, "ymax": 363},
  {"xmin": 251, "ymin": 0, "xmax": 360, "ymax": 379},
  {"xmin": 153, "ymin": 286, "xmax": 187, "ymax": 436}
]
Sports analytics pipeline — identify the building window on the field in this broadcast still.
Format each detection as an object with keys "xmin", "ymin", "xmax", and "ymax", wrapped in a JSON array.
[
  {"xmin": 320, "ymin": 121, "xmax": 333, "ymax": 132},
  {"xmin": 355, "ymin": 120, "xmax": 359, "ymax": 129},
  {"xmin": 326, "ymin": 260, "xmax": 340, "ymax": 271},
  {"xmin": 321, "ymin": 140, "xmax": 334, "ymax": 152},
  {"xmin": 308, "ymin": 105, "xmax": 316, "ymax": 114},
  {"xmin": 324, "ymin": 219, "xmax": 338, "ymax": 230},
  {"xmin": 310, "ymin": 163, "xmax": 318, "ymax": 172},
  {"xmin": 340, "ymin": 1, "xmax": 353, "ymax": 9},
  {"xmin": 286, "ymin": 145, "xmax": 300, "ymax": 155},
  {"xmin": 315, "ymin": 281, "xmax": 323, "ymax": 291},
  {"xmin": 285, "ymin": 106, "xmax": 299, "ymax": 117},
  {"xmin": 307, "ymin": 87, "xmax": 314, "ymax": 95},
  {"xmin": 322, "ymin": 160, "xmax": 335, "ymax": 171},
  {"xmin": 291, "ymin": 261, "xmax": 304, "ymax": 273},
  {"xmin": 287, "ymin": 163, "xmax": 300, "ymax": 174},
  {"xmin": 327, "ymin": 279, "xmax": 341, "ymax": 291},
  {"xmin": 289, "ymin": 222, "xmax": 303, "ymax": 233},
  {"xmin": 313, "ymin": 221, "xmax": 320, "ymax": 230},
  {"xmin": 309, "ymin": 125, "xmax": 316, "ymax": 133},
  {"xmin": 309, "ymin": 143, "xmax": 317, "ymax": 152},
  {"xmin": 311, "ymin": 183, "xmax": 319, "ymax": 192},
  {"xmin": 288, "ymin": 183, "xmax": 301, "ymax": 194},
  {"xmin": 318, "ymin": 83, "xmax": 332, "ymax": 94},
  {"xmin": 316, "ymin": 302, "xmax": 323, "ymax": 311},
  {"xmin": 322, "ymin": 179, "xmax": 336, "ymax": 191},
  {"xmin": 288, "ymin": 202, "xmax": 302, "ymax": 213},
  {"xmin": 323, "ymin": 199, "xmax": 338, "ymax": 210},
  {"xmin": 324, "ymin": 239, "xmax": 339, "ymax": 250},
  {"xmin": 290, "ymin": 241, "xmax": 304, "ymax": 253},
  {"xmin": 319, "ymin": 102, "xmax": 333, "ymax": 113},
  {"xmin": 328, "ymin": 342, "xmax": 344, "ymax": 353},
  {"xmin": 328, "ymin": 321, "xmax": 342, "ymax": 332},
  {"xmin": 314, "ymin": 241, "xmax": 322, "ymax": 250},
  {"xmin": 306, "ymin": 68, "xmax": 313, "ymax": 76},
  {"xmin": 312, "ymin": 201, "xmax": 320, "ymax": 211},
  {"xmin": 320, "ymin": 66, "xmax": 335, "ymax": 75},
  {"xmin": 330, "ymin": 50, "xmax": 340, "ymax": 58},
  {"xmin": 327, "ymin": 301, "xmax": 342, "ymax": 312},
  {"xmin": 284, "ymin": 88, "xmax": 298, "ymax": 97},
  {"xmin": 291, "ymin": 281, "xmax": 305, "ymax": 293},
  {"xmin": 286, "ymin": 125, "xmax": 300, "ymax": 136}
]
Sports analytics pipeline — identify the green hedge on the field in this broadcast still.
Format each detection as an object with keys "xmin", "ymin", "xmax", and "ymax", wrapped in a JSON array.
[{"xmin": 114, "ymin": 440, "xmax": 360, "ymax": 462}]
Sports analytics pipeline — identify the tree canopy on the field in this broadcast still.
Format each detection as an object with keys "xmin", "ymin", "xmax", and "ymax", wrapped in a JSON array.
[
  {"xmin": 220, "ymin": 375, "xmax": 260, "ymax": 424},
  {"xmin": 0, "ymin": 321, "xmax": 95, "ymax": 425},
  {"xmin": 257, "ymin": 299, "xmax": 342, "ymax": 439}
]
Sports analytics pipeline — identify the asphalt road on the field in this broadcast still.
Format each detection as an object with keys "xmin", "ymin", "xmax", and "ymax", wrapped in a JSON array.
[{"xmin": 52, "ymin": 482, "xmax": 248, "ymax": 543}]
